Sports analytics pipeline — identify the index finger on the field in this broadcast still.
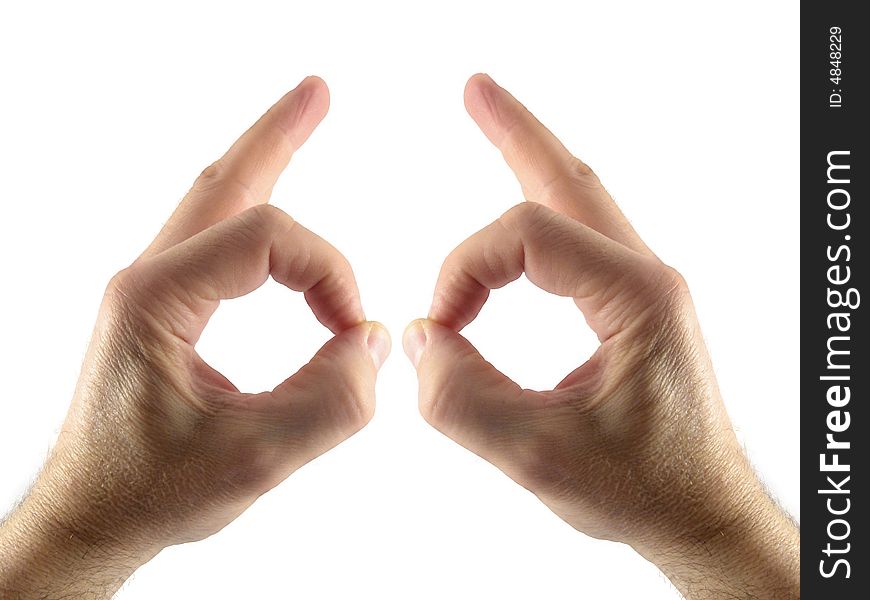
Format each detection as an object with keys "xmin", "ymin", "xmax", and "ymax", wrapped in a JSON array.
[
  {"xmin": 131, "ymin": 204, "xmax": 364, "ymax": 344},
  {"xmin": 141, "ymin": 76, "xmax": 330, "ymax": 259},
  {"xmin": 464, "ymin": 73, "xmax": 653, "ymax": 256},
  {"xmin": 429, "ymin": 202, "xmax": 667, "ymax": 342}
]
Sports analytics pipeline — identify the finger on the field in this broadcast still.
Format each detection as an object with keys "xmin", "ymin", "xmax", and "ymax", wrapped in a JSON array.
[
  {"xmin": 403, "ymin": 318, "xmax": 543, "ymax": 476},
  {"xmin": 265, "ymin": 322, "xmax": 390, "ymax": 464},
  {"xmin": 428, "ymin": 202, "xmax": 670, "ymax": 341},
  {"xmin": 130, "ymin": 204, "xmax": 364, "ymax": 344},
  {"xmin": 141, "ymin": 76, "xmax": 330, "ymax": 259},
  {"xmin": 464, "ymin": 73, "xmax": 652, "ymax": 256},
  {"xmin": 219, "ymin": 322, "xmax": 390, "ymax": 490}
]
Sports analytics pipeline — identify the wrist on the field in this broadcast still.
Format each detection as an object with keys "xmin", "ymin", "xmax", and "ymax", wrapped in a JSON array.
[
  {"xmin": 632, "ymin": 469, "xmax": 799, "ymax": 599},
  {"xmin": 0, "ymin": 470, "xmax": 158, "ymax": 598}
]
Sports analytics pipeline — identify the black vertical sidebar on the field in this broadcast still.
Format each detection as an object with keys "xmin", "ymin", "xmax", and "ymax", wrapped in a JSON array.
[{"xmin": 802, "ymin": 2, "xmax": 867, "ymax": 597}]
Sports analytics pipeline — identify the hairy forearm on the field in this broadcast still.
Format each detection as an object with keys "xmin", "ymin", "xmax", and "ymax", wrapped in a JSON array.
[
  {"xmin": 0, "ymin": 488, "xmax": 154, "ymax": 599},
  {"xmin": 637, "ymin": 490, "xmax": 800, "ymax": 599}
]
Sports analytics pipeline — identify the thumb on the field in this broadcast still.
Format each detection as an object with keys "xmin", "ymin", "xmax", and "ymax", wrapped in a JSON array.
[
  {"xmin": 403, "ymin": 319, "xmax": 539, "ymax": 470},
  {"xmin": 255, "ymin": 321, "xmax": 391, "ymax": 468}
]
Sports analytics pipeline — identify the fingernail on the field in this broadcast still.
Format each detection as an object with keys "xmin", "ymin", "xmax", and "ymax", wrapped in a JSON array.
[
  {"xmin": 366, "ymin": 323, "xmax": 391, "ymax": 371},
  {"xmin": 403, "ymin": 320, "xmax": 428, "ymax": 368}
]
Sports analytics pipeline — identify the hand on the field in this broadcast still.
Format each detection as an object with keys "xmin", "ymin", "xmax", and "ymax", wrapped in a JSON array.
[
  {"xmin": 403, "ymin": 74, "xmax": 799, "ymax": 599},
  {"xmin": 0, "ymin": 76, "xmax": 390, "ymax": 599}
]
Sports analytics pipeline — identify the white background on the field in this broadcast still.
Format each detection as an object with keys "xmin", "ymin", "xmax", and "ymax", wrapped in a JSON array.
[{"xmin": 0, "ymin": 1, "xmax": 799, "ymax": 598}]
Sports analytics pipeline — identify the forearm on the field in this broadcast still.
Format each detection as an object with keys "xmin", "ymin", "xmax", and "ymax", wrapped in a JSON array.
[
  {"xmin": 636, "ymin": 490, "xmax": 800, "ymax": 599},
  {"xmin": 0, "ymin": 489, "xmax": 154, "ymax": 599}
]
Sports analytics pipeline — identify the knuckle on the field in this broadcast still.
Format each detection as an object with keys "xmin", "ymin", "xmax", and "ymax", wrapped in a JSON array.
[
  {"xmin": 100, "ymin": 268, "xmax": 157, "ymax": 354},
  {"xmin": 500, "ymin": 202, "xmax": 564, "ymax": 248},
  {"xmin": 500, "ymin": 201, "xmax": 551, "ymax": 230},
  {"xmin": 229, "ymin": 204, "xmax": 294, "ymax": 247},
  {"xmin": 633, "ymin": 265, "xmax": 697, "ymax": 352},
  {"xmin": 102, "ymin": 265, "xmax": 183, "ymax": 348},
  {"xmin": 104, "ymin": 267, "xmax": 142, "ymax": 305},
  {"xmin": 623, "ymin": 263, "xmax": 692, "ymax": 332},
  {"xmin": 567, "ymin": 156, "xmax": 597, "ymax": 181},
  {"xmin": 656, "ymin": 265, "xmax": 690, "ymax": 301},
  {"xmin": 191, "ymin": 159, "xmax": 258, "ymax": 205},
  {"xmin": 243, "ymin": 203, "xmax": 291, "ymax": 230},
  {"xmin": 192, "ymin": 160, "xmax": 226, "ymax": 192}
]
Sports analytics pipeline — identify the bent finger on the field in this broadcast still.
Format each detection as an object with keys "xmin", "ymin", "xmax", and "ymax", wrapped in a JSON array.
[
  {"xmin": 428, "ymin": 202, "xmax": 667, "ymax": 341},
  {"xmin": 131, "ymin": 204, "xmax": 363, "ymax": 344}
]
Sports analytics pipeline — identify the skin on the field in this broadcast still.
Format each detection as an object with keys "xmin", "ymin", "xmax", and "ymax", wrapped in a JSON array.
[
  {"xmin": 0, "ymin": 74, "xmax": 798, "ymax": 599},
  {"xmin": 402, "ymin": 74, "xmax": 799, "ymax": 599},
  {"xmin": 0, "ymin": 76, "xmax": 391, "ymax": 599}
]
